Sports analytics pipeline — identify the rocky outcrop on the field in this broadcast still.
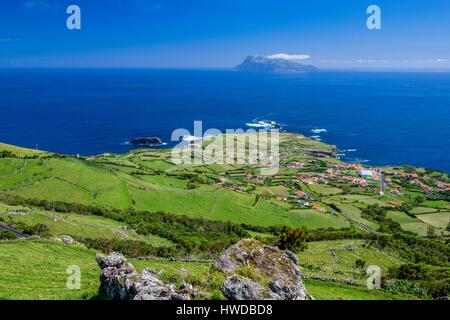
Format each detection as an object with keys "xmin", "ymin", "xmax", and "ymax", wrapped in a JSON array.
[
  {"xmin": 97, "ymin": 239, "xmax": 311, "ymax": 301},
  {"xmin": 214, "ymin": 239, "xmax": 311, "ymax": 300},
  {"xmin": 96, "ymin": 253, "xmax": 205, "ymax": 300}
]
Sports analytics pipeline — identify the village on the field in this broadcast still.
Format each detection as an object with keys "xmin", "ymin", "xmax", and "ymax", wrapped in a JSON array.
[{"xmin": 210, "ymin": 136, "xmax": 450, "ymax": 221}]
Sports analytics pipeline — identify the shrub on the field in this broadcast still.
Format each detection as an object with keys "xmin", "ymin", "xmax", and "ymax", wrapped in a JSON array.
[
  {"xmin": 386, "ymin": 264, "xmax": 450, "ymax": 298},
  {"xmin": 354, "ymin": 259, "xmax": 367, "ymax": 271},
  {"xmin": 0, "ymin": 151, "xmax": 14, "ymax": 158},
  {"xmin": 187, "ymin": 181, "xmax": 200, "ymax": 189},
  {"xmin": 277, "ymin": 226, "xmax": 308, "ymax": 252},
  {"xmin": 27, "ymin": 223, "xmax": 51, "ymax": 237},
  {"xmin": 12, "ymin": 222, "xmax": 51, "ymax": 237},
  {"xmin": 0, "ymin": 230, "xmax": 17, "ymax": 240}
]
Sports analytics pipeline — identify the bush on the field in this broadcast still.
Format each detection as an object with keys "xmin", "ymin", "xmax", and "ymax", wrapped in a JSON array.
[
  {"xmin": 0, "ymin": 230, "xmax": 17, "ymax": 240},
  {"xmin": 387, "ymin": 264, "xmax": 450, "ymax": 298},
  {"xmin": 277, "ymin": 226, "xmax": 308, "ymax": 252},
  {"xmin": 12, "ymin": 222, "xmax": 51, "ymax": 237},
  {"xmin": 0, "ymin": 151, "xmax": 14, "ymax": 158},
  {"xmin": 187, "ymin": 181, "xmax": 200, "ymax": 189},
  {"xmin": 354, "ymin": 259, "xmax": 366, "ymax": 272},
  {"xmin": 383, "ymin": 279, "xmax": 428, "ymax": 298}
]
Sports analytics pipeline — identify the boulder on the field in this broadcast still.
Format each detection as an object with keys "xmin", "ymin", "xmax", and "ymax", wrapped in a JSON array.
[
  {"xmin": 61, "ymin": 235, "xmax": 74, "ymax": 244},
  {"xmin": 97, "ymin": 252, "xmax": 126, "ymax": 269},
  {"xmin": 96, "ymin": 253, "xmax": 205, "ymax": 300},
  {"xmin": 214, "ymin": 239, "xmax": 311, "ymax": 300}
]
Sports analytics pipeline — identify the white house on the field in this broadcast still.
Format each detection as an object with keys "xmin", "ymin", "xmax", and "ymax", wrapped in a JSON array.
[{"xmin": 359, "ymin": 169, "xmax": 373, "ymax": 179}]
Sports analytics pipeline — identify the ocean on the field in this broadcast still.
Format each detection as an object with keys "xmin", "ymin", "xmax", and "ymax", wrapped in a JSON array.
[{"xmin": 0, "ymin": 69, "xmax": 449, "ymax": 172}]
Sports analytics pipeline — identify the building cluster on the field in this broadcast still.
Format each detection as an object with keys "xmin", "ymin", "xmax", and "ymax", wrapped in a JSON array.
[{"xmin": 216, "ymin": 156, "xmax": 449, "ymax": 217}]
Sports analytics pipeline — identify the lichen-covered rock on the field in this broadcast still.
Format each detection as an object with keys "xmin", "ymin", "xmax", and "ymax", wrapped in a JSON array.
[
  {"xmin": 96, "ymin": 253, "xmax": 205, "ymax": 300},
  {"xmin": 214, "ymin": 239, "xmax": 311, "ymax": 300},
  {"xmin": 222, "ymin": 275, "xmax": 279, "ymax": 300},
  {"xmin": 96, "ymin": 252, "xmax": 126, "ymax": 269}
]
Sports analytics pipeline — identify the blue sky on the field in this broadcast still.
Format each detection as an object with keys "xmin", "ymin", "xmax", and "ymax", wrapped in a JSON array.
[{"xmin": 0, "ymin": 0, "xmax": 449, "ymax": 69}]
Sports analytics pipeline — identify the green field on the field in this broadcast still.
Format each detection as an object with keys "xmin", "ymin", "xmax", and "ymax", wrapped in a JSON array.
[
  {"xmin": 386, "ymin": 211, "xmax": 429, "ymax": 236},
  {"xmin": 307, "ymin": 183, "xmax": 342, "ymax": 196},
  {"xmin": 288, "ymin": 209, "xmax": 350, "ymax": 229},
  {"xmin": 298, "ymin": 240, "xmax": 403, "ymax": 284},
  {"xmin": 303, "ymin": 279, "xmax": 413, "ymax": 300},
  {"xmin": 410, "ymin": 207, "xmax": 439, "ymax": 215},
  {"xmin": 416, "ymin": 212, "xmax": 450, "ymax": 231}
]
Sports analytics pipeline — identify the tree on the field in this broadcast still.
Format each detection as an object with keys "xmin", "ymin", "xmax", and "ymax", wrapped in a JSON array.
[{"xmin": 278, "ymin": 226, "xmax": 308, "ymax": 252}]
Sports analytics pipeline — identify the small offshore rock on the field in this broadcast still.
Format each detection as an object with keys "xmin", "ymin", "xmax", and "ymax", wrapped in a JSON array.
[{"xmin": 129, "ymin": 137, "xmax": 163, "ymax": 146}]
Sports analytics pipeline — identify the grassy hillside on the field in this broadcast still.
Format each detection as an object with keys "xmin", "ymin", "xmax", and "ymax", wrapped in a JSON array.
[
  {"xmin": 0, "ymin": 240, "xmax": 98, "ymax": 300},
  {"xmin": 0, "ymin": 133, "xmax": 448, "ymax": 300}
]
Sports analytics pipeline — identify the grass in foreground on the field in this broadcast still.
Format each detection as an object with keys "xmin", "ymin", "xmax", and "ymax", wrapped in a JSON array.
[
  {"xmin": 303, "ymin": 279, "xmax": 414, "ymax": 300},
  {"xmin": 0, "ymin": 240, "xmax": 98, "ymax": 300},
  {"xmin": 0, "ymin": 239, "xmax": 416, "ymax": 300}
]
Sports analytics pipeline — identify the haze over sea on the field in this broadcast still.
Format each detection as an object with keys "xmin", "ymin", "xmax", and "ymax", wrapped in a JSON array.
[{"xmin": 0, "ymin": 69, "xmax": 449, "ymax": 172}]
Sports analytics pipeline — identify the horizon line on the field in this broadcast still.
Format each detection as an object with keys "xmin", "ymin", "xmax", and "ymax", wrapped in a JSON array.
[{"xmin": 1, "ymin": 66, "xmax": 450, "ymax": 73}]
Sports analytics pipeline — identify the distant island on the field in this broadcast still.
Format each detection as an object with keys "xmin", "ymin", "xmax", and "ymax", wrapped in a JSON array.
[{"xmin": 236, "ymin": 55, "xmax": 319, "ymax": 73}]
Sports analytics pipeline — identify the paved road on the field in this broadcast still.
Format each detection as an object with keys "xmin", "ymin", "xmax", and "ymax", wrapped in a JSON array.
[{"xmin": 0, "ymin": 223, "xmax": 29, "ymax": 238}]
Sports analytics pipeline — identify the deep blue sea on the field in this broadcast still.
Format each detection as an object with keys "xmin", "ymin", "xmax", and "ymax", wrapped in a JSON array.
[{"xmin": 0, "ymin": 69, "xmax": 449, "ymax": 172}]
